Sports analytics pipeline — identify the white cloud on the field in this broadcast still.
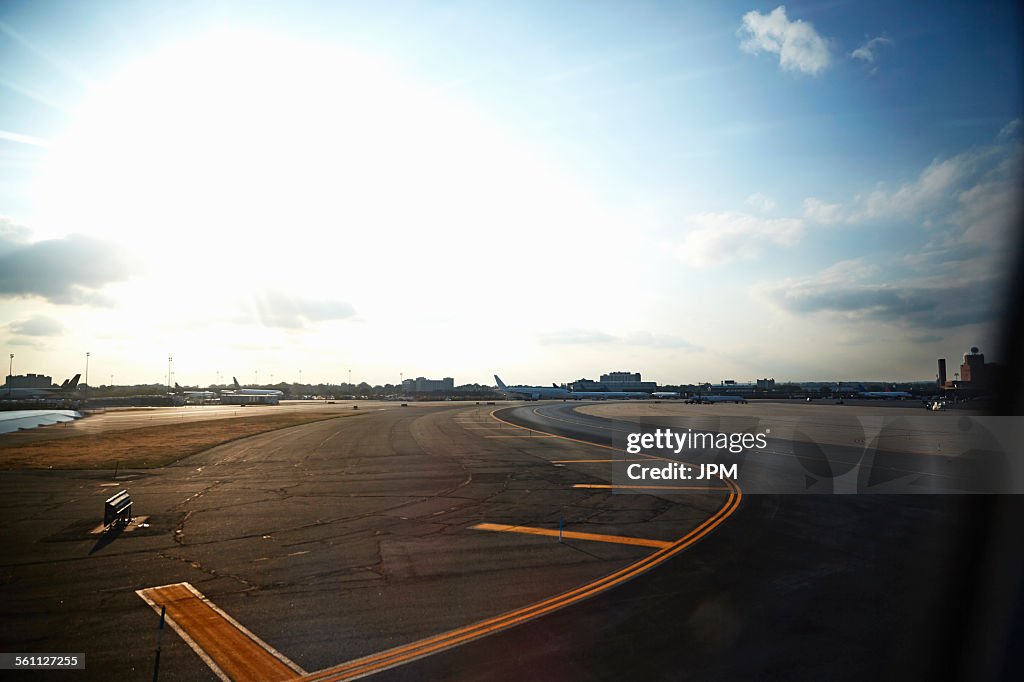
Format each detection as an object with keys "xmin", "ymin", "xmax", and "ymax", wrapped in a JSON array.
[
  {"xmin": 998, "ymin": 118, "xmax": 1022, "ymax": 141},
  {"xmin": 802, "ymin": 197, "xmax": 843, "ymax": 223},
  {"xmin": 0, "ymin": 230, "xmax": 132, "ymax": 306},
  {"xmin": 744, "ymin": 192, "xmax": 777, "ymax": 212},
  {"xmin": 850, "ymin": 36, "xmax": 892, "ymax": 64},
  {"xmin": 739, "ymin": 6, "xmax": 831, "ymax": 76},
  {"xmin": 676, "ymin": 211, "xmax": 804, "ymax": 267},
  {"xmin": 9, "ymin": 315, "xmax": 64, "ymax": 337},
  {"xmin": 851, "ymin": 153, "xmax": 977, "ymax": 222},
  {"xmin": 955, "ymin": 142, "xmax": 1023, "ymax": 245}
]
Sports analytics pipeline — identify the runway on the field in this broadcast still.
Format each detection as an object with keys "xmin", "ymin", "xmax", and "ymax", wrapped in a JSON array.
[{"xmin": 0, "ymin": 401, "xmax": 977, "ymax": 680}]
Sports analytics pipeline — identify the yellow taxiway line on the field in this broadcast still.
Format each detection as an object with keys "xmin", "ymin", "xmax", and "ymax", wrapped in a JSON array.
[
  {"xmin": 140, "ymin": 405, "xmax": 741, "ymax": 682},
  {"xmin": 295, "ymin": 407, "xmax": 742, "ymax": 681},
  {"xmin": 472, "ymin": 522, "xmax": 671, "ymax": 549}
]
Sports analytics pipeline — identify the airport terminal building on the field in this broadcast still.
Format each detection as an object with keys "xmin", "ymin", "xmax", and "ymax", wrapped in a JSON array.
[
  {"xmin": 402, "ymin": 377, "xmax": 455, "ymax": 393},
  {"xmin": 570, "ymin": 371, "xmax": 657, "ymax": 393}
]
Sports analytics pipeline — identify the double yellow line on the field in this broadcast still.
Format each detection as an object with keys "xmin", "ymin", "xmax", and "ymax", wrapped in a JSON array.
[{"xmin": 300, "ymin": 407, "xmax": 741, "ymax": 681}]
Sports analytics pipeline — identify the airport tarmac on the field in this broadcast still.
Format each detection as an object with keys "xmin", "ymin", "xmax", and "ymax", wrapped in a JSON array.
[
  {"xmin": 0, "ymin": 400, "xmax": 404, "ymax": 445},
  {"xmin": 0, "ymin": 401, "xmax": 978, "ymax": 680}
]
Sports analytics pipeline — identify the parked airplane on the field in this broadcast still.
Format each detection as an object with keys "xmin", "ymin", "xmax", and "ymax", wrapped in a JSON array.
[
  {"xmin": 173, "ymin": 383, "xmax": 218, "ymax": 402},
  {"xmin": 225, "ymin": 377, "xmax": 284, "ymax": 397},
  {"xmin": 494, "ymin": 376, "xmax": 569, "ymax": 400},
  {"xmin": 651, "ymin": 391, "xmax": 681, "ymax": 399},
  {"xmin": 494, "ymin": 376, "xmax": 650, "ymax": 400},
  {"xmin": 859, "ymin": 391, "xmax": 913, "ymax": 400},
  {"xmin": 568, "ymin": 390, "xmax": 651, "ymax": 400},
  {"xmin": 686, "ymin": 395, "xmax": 748, "ymax": 404},
  {"xmin": 2, "ymin": 374, "xmax": 81, "ymax": 400}
]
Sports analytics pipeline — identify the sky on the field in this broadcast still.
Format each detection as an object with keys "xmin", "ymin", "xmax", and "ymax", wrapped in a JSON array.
[{"xmin": 0, "ymin": 0, "xmax": 1021, "ymax": 387}]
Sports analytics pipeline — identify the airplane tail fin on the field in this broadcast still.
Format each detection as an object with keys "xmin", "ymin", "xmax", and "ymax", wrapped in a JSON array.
[
  {"xmin": 552, "ymin": 383, "xmax": 560, "ymax": 389},
  {"xmin": 66, "ymin": 374, "xmax": 81, "ymax": 390},
  {"xmin": 60, "ymin": 378, "xmax": 70, "ymax": 389},
  {"xmin": 494, "ymin": 375, "xmax": 507, "ymax": 390},
  {"xmin": 175, "ymin": 382, "xmax": 182, "ymax": 390},
  {"xmin": 233, "ymin": 376, "xmax": 241, "ymax": 388}
]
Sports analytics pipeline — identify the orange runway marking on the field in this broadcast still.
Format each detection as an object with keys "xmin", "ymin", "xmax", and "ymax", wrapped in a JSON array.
[
  {"xmin": 137, "ymin": 582, "xmax": 305, "ymax": 682},
  {"xmin": 472, "ymin": 522, "xmax": 671, "ymax": 549}
]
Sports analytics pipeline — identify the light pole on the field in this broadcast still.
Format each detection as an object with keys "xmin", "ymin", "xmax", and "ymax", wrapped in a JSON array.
[
  {"xmin": 167, "ymin": 354, "xmax": 173, "ymax": 392},
  {"xmin": 299, "ymin": 369, "xmax": 302, "ymax": 385},
  {"xmin": 7, "ymin": 353, "xmax": 12, "ymax": 399},
  {"xmin": 85, "ymin": 352, "xmax": 90, "ymax": 389},
  {"xmin": 348, "ymin": 369, "xmax": 352, "ymax": 387}
]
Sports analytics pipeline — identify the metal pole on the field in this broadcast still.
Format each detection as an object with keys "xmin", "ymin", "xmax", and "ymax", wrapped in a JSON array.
[
  {"xmin": 85, "ymin": 352, "xmax": 90, "ymax": 389},
  {"xmin": 152, "ymin": 604, "xmax": 166, "ymax": 682},
  {"xmin": 7, "ymin": 353, "xmax": 11, "ymax": 399}
]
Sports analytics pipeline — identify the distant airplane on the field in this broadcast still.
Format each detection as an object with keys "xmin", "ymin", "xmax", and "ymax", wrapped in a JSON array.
[
  {"xmin": 173, "ymin": 383, "xmax": 218, "ymax": 402},
  {"xmin": 2, "ymin": 374, "xmax": 81, "ymax": 400},
  {"xmin": 567, "ymin": 389, "xmax": 652, "ymax": 400},
  {"xmin": 494, "ymin": 375, "xmax": 650, "ymax": 401},
  {"xmin": 858, "ymin": 391, "xmax": 913, "ymax": 400},
  {"xmin": 494, "ymin": 375, "xmax": 570, "ymax": 400},
  {"xmin": 225, "ymin": 377, "xmax": 284, "ymax": 397},
  {"xmin": 651, "ymin": 391, "xmax": 681, "ymax": 399},
  {"xmin": 687, "ymin": 395, "xmax": 747, "ymax": 404}
]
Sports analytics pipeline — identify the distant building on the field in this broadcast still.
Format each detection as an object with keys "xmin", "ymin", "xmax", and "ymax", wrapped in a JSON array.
[
  {"xmin": 601, "ymin": 371, "xmax": 641, "ymax": 383},
  {"xmin": 594, "ymin": 371, "xmax": 656, "ymax": 392},
  {"xmin": 960, "ymin": 347, "xmax": 985, "ymax": 384},
  {"xmin": 408, "ymin": 377, "xmax": 454, "ymax": 393},
  {"xmin": 953, "ymin": 347, "xmax": 1002, "ymax": 389},
  {"xmin": 4, "ymin": 373, "xmax": 53, "ymax": 389},
  {"xmin": 756, "ymin": 378, "xmax": 776, "ymax": 389},
  {"xmin": 937, "ymin": 359, "xmax": 947, "ymax": 387},
  {"xmin": 709, "ymin": 381, "xmax": 758, "ymax": 393}
]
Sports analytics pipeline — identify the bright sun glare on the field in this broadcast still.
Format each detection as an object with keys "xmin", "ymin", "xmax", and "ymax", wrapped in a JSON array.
[
  {"xmin": 24, "ymin": 26, "xmax": 640, "ymax": 379},
  {"xmin": 33, "ymin": 28, "xmax": 603, "ymax": 285}
]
